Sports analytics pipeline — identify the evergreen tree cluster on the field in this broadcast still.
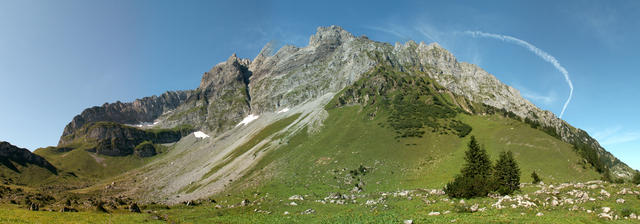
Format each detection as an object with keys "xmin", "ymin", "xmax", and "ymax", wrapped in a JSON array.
[{"xmin": 444, "ymin": 136, "xmax": 521, "ymax": 198}]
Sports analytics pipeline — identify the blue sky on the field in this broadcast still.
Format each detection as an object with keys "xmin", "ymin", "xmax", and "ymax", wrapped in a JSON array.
[{"xmin": 0, "ymin": 0, "xmax": 638, "ymax": 170}]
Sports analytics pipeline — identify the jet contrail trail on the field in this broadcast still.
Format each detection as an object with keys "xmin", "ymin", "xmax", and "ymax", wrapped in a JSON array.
[{"xmin": 464, "ymin": 31, "xmax": 573, "ymax": 119}]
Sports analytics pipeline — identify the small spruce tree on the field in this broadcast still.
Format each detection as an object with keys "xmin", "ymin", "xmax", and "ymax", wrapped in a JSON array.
[
  {"xmin": 445, "ymin": 136, "xmax": 493, "ymax": 198},
  {"xmin": 531, "ymin": 170, "xmax": 541, "ymax": 184},
  {"xmin": 493, "ymin": 151, "xmax": 520, "ymax": 195}
]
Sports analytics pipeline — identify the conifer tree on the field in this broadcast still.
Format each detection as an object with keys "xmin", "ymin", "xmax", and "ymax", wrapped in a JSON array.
[
  {"xmin": 461, "ymin": 136, "xmax": 493, "ymax": 179},
  {"xmin": 531, "ymin": 170, "xmax": 541, "ymax": 184},
  {"xmin": 445, "ymin": 136, "xmax": 493, "ymax": 198},
  {"xmin": 493, "ymin": 151, "xmax": 520, "ymax": 195}
]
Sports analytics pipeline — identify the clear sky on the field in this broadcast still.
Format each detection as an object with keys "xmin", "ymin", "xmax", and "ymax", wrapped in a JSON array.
[{"xmin": 0, "ymin": 0, "xmax": 638, "ymax": 170}]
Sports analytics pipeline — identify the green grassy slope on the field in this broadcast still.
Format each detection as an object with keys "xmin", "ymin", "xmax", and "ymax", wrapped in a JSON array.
[
  {"xmin": 229, "ymin": 105, "xmax": 599, "ymax": 199},
  {"xmin": 33, "ymin": 145, "xmax": 163, "ymax": 183},
  {"xmin": 0, "ymin": 163, "xmax": 59, "ymax": 186}
]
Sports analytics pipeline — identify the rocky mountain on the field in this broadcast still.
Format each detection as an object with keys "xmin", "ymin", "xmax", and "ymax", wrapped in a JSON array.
[
  {"xmin": 60, "ymin": 90, "xmax": 193, "ymax": 142},
  {"xmin": 51, "ymin": 26, "xmax": 633, "ymax": 204},
  {"xmin": 0, "ymin": 141, "xmax": 57, "ymax": 174}
]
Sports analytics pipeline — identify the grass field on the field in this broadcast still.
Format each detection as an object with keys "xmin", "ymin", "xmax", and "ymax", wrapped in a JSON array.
[
  {"xmin": 2, "ymin": 181, "xmax": 638, "ymax": 223},
  {"xmin": 0, "ymin": 102, "xmax": 622, "ymax": 223}
]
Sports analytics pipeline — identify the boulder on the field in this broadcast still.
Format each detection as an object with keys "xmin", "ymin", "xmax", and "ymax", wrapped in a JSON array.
[{"xmin": 129, "ymin": 203, "xmax": 141, "ymax": 213}]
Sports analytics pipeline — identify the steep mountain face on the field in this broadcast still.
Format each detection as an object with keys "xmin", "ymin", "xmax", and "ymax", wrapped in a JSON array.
[
  {"xmin": 0, "ymin": 141, "xmax": 57, "ymax": 174},
  {"xmin": 57, "ymin": 26, "xmax": 633, "ymax": 203},
  {"xmin": 58, "ymin": 122, "xmax": 192, "ymax": 156},
  {"xmin": 248, "ymin": 26, "xmax": 377, "ymax": 113},
  {"xmin": 154, "ymin": 54, "xmax": 252, "ymax": 134},
  {"xmin": 60, "ymin": 90, "xmax": 193, "ymax": 143}
]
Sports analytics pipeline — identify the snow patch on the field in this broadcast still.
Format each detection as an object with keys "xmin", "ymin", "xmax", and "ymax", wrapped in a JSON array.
[
  {"xmin": 193, "ymin": 131, "xmax": 210, "ymax": 139},
  {"xmin": 129, "ymin": 120, "xmax": 160, "ymax": 128},
  {"xmin": 277, "ymin": 108, "xmax": 290, "ymax": 113},
  {"xmin": 236, "ymin": 114, "xmax": 259, "ymax": 127}
]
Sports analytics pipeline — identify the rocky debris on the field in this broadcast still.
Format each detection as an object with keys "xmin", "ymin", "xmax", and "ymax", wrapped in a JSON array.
[
  {"xmin": 429, "ymin": 189, "xmax": 446, "ymax": 195},
  {"xmin": 629, "ymin": 213, "xmax": 637, "ymax": 219},
  {"xmin": 301, "ymin": 209, "xmax": 315, "ymax": 215},
  {"xmin": 491, "ymin": 195, "xmax": 536, "ymax": 209},
  {"xmin": 283, "ymin": 211, "xmax": 289, "ymax": 215},
  {"xmin": 536, "ymin": 212, "xmax": 544, "ymax": 216},
  {"xmin": 598, "ymin": 213, "xmax": 613, "ymax": 220},
  {"xmin": 0, "ymin": 141, "xmax": 57, "ymax": 174},
  {"xmin": 403, "ymin": 220, "xmax": 413, "ymax": 224},
  {"xmin": 365, "ymin": 200, "xmax": 377, "ymax": 205},
  {"xmin": 253, "ymin": 209, "xmax": 271, "ymax": 214},
  {"xmin": 29, "ymin": 203, "xmax": 39, "ymax": 211},
  {"xmin": 289, "ymin": 202, "xmax": 297, "ymax": 206},
  {"xmin": 602, "ymin": 207, "xmax": 611, "ymax": 213},
  {"xmin": 470, "ymin": 204, "xmax": 479, "ymax": 212},
  {"xmin": 615, "ymin": 198, "xmax": 625, "ymax": 204},
  {"xmin": 240, "ymin": 199, "xmax": 251, "ymax": 206},
  {"xmin": 599, "ymin": 189, "xmax": 610, "ymax": 197},
  {"xmin": 288, "ymin": 195, "xmax": 304, "ymax": 201},
  {"xmin": 428, "ymin": 211, "xmax": 440, "ymax": 216}
]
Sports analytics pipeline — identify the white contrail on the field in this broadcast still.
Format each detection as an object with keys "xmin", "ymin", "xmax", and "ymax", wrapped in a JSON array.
[{"xmin": 464, "ymin": 31, "xmax": 573, "ymax": 118}]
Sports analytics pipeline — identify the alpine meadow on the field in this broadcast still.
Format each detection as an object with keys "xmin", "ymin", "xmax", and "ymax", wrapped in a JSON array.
[{"xmin": 1, "ymin": 1, "xmax": 640, "ymax": 223}]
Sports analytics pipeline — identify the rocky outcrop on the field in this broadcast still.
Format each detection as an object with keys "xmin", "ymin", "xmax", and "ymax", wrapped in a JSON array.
[
  {"xmin": 248, "ymin": 25, "xmax": 378, "ymax": 113},
  {"xmin": 156, "ymin": 54, "xmax": 252, "ymax": 135},
  {"xmin": 59, "ymin": 122, "xmax": 191, "ymax": 157},
  {"xmin": 133, "ymin": 141, "xmax": 156, "ymax": 157},
  {"xmin": 60, "ymin": 90, "xmax": 193, "ymax": 144},
  {"xmin": 0, "ymin": 141, "xmax": 57, "ymax": 174}
]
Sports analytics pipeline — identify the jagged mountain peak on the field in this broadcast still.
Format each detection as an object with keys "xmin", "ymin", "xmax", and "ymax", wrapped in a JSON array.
[
  {"xmin": 57, "ymin": 25, "xmax": 633, "ymax": 185},
  {"xmin": 308, "ymin": 25, "xmax": 356, "ymax": 47},
  {"xmin": 199, "ymin": 53, "xmax": 251, "ymax": 90}
]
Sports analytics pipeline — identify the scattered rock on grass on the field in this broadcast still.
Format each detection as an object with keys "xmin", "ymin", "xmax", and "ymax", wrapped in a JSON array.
[
  {"xmin": 288, "ymin": 195, "xmax": 304, "ymax": 201},
  {"xmin": 598, "ymin": 213, "xmax": 613, "ymax": 220}
]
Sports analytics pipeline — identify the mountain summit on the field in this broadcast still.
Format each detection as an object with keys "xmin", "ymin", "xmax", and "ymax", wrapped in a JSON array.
[{"xmin": 45, "ymin": 26, "xmax": 632, "ymax": 204}]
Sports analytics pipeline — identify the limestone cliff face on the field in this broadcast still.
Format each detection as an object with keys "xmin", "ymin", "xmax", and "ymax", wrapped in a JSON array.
[
  {"xmin": 60, "ymin": 90, "xmax": 193, "ymax": 145},
  {"xmin": 154, "ymin": 54, "xmax": 252, "ymax": 135},
  {"xmin": 248, "ymin": 25, "xmax": 379, "ymax": 113},
  {"xmin": 57, "ymin": 25, "xmax": 632, "ymax": 177},
  {"xmin": 58, "ymin": 122, "xmax": 191, "ymax": 157}
]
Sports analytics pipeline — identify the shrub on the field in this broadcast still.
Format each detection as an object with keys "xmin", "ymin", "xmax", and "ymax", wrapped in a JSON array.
[
  {"xmin": 445, "ymin": 175, "xmax": 492, "ymax": 199},
  {"xmin": 632, "ymin": 171, "xmax": 640, "ymax": 185},
  {"xmin": 621, "ymin": 208, "xmax": 634, "ymax": 217}
]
